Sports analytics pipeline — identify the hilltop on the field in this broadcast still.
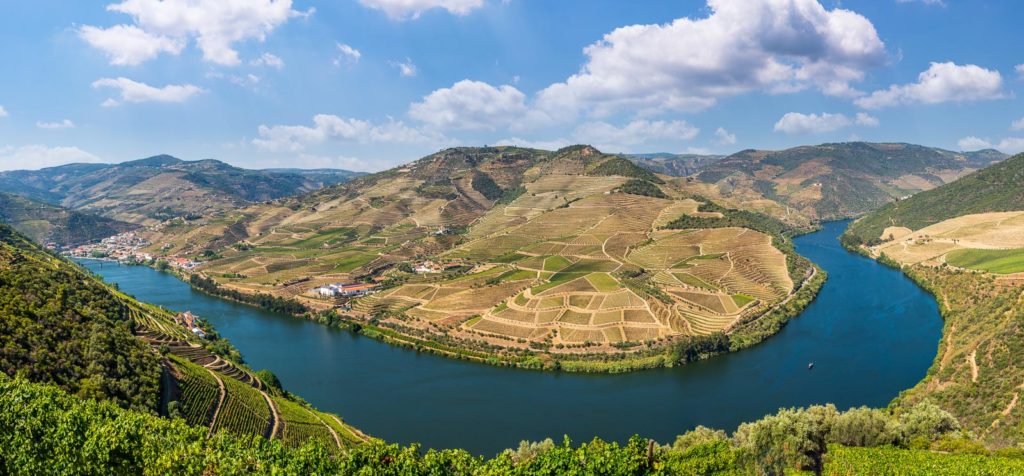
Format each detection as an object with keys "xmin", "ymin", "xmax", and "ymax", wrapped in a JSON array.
[
  {"xmin": 0, "ymin": 156, "xmax": 362, "ymax": 226},
  {"xmin": 142, "ymin": 145, "xmax": 822, "ymax": 371},
  {"xmin": 693, "ymin": 142, "xmax": 1006, "ymax": 220},
  {"xmin": 0, "ymin": 192, "xmax": 134, "ymax": 246}
]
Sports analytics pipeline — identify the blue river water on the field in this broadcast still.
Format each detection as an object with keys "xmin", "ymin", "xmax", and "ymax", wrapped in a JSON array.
[{"xmin": 80, "ymin": 220, "xmax": 941, "ymax": 455}]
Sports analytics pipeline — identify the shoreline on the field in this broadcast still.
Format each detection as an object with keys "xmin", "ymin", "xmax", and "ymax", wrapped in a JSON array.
[{"xmin": 75, "ymin": 239, "xmax": 830, "ymax": 374}]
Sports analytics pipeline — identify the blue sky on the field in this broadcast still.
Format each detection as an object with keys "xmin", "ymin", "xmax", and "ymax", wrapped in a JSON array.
[{"xmin": 0, "ymin": 0, "xmax": 1021, "ymax": 172}]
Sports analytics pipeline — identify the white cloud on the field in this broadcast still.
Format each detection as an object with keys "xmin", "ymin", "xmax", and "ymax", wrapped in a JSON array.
[
  {"xmin": 251, "ymin": 52, "xmax": 284, "ymax": 69},
  {"xmin": 958, "ymin": 136, "xmax": 1024, "ymax": 154},
  {"xmin": 714, "ymin": 127, "xmax": 737, "ymax": 145},
  {"xmin": 573, "ymin": 120, "xmax": 699, "ymax": 152},
  {"xmin": 1017, "ymin": 64, "xmax": 1024, "ymax": 78},
  {"xmin": 358, "ymin": 0, "xmax": 484, "ymax": 20},
  {"xmin": 855, "ymin": 62, "xmax": 1004, "ymax": 109},
  {"xmin": 773, "ymin": 112, "xmax": 875, "ymax": 134},
  {"xmin": 409, "ymin": 80, "xmax": 527, "ymax": 131},
  {"xmin": 92, "ymin": 77, "xmax": 204, "ymax": 106},
  {"xmin": 854, "ymin": 112, "xmax": 880, "ymax": 127},
  {"xmin": 333, "ymin": 43, "xmax": 361, "ymax": 66},
  {"xmin": 253, "ymin": 114, "xmax": 440, "ymax": 151},
  {"xmin": 0, "ymin": 145, "xmax": 103, "ymax": 171},
  {"xmin": 536, "ymin": 0, "xmax": 885, "ymax": 119},
  {"xmin": 81, "ymin": 0, "xmax": 309, "ymax": 66},
  {"xmin": 0, "ymin": 106, "xmax": 7, "ymax": 118},
  {"xmin": 1012, "ymin": 118, "xmax": 1024, "ymax": 131},
  {"xmin": 78, "ymin": 24, "xmax": 185, "ymax": 66},
  {"xmin": 36, "ymin": 119, "xmax": 76, "ymax": 130},
  {"xmin": 390, "ymin": 58, "xmax": 418, "ymax": 77}
]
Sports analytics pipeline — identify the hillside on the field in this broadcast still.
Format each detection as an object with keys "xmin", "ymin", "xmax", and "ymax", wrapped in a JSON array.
[
  {"xmin": 695, "ymin": 142, "xmax": 1006, "ymax": 220},
  {"xmin": 142, "ymin": 145, "xmax": 822, "ymax": 371},
  {"xmin": 844, "ymin": 153, "xmax": 1024, "ymax": 246},
  {"xmin": 841, "ymin": 153, "xmax": 1024, "ymax": 447},
  {"xmin": 0, "ymin": 224, "xmax": 364, "ymax": 448},
  {"xmin": 0, "ymin": 192, "xmax": 135, "ymax": 246},
  {"xmin": 627, "ymin": 152, "xmax": 723, "ymax": 176},
  {"xmin": 0, "ymin": 156, "xmax": 361, "ymax": 225}
]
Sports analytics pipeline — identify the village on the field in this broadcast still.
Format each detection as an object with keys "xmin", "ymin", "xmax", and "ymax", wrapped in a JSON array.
[{"xmin": 64, "ymin": 230, "xmax": 202, "ymax": 271}]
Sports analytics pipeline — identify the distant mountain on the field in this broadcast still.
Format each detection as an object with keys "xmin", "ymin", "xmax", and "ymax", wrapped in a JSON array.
[
  {"xmin": 0, "ymin": 192, "xmax": 134, "ymax": 247},
  {"xmin": 626, "ymin": 153, "xmax": 723, "ymax": 176},
  {"xmin": 0, "ymin": 156, "xmax": 362, "ymax": 225},
  {"xmin": 844, "ymin": 152, "xmax": 1024, "ymax": 246},
  {"xmin": 262, "ymin": 167, "xmax": 367, "ymax": 185},
  {"xmin": 694, "ymin": 142, "xmax": 1007, "ymax": 220}
]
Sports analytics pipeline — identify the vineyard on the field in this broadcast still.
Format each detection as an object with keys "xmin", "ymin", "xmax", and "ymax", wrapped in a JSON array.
[
  {"xmin": 823, "ymin": 445, "xmax": 1024, "ymax": 475},
  {"xmin": 274, "ymin": 396, "xmax": 340, "ymax": 449},
  {"xmin": 211, "ymin": 373, "xmax": 272, "ymax": 438},
  {"xmin": 168, "ymin": 355, "xmax": 220, "ymax": 427}
]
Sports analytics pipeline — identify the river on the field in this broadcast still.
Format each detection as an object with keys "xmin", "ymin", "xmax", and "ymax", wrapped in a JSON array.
[{"xmin": 79, "ymin": 220, "xmax": 941, "ymax": 456}]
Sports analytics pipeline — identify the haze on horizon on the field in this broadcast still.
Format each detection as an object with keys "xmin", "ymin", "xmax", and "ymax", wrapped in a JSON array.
[{"xmin": 0, "ymin": 0, "xmax": 1022, "ymax": 173}]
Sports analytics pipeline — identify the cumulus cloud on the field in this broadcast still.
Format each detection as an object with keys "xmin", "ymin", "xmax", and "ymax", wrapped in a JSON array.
[
  {"xmin": 535, "ymin": 0, "xmax": 886, "ymax": 119},
  {"xmin": 0, "ymin": 145, "xmax": 102, "ymax": 171},
  {"xmin": 334, "ymin": 43, "xmax": 361, "ymax": 66},
  {"xmin": 92, "ymin": 77, "xmax": 204, "ymax": 106},
  {"xmin": 714, "ymin": 127, "xmax": 737, "ymax": 145},
  {"xmin": 252, "ymin": 114, "xmax": 440, "ymax": 151},
  {"xmin": 36, "ymin": 119, "xmax": 76, "ymax": 130},
  {"xmin": 854, "ymin": 112, "xmax": 880, "ymax": 127},
  {"xmin": 1017, "ymin": 64, "xmax": 1024, "ymax": 78},
  {"xmin": 358, "ymin": 0, "xmax": 484, "ymax": 20},
  {"xmin": 409, "ymin": 80, "xmax": 527, "ymax": 130},
  {"xmin": 78, "ymin": 24, "xmax": 185, "ymax": 65},
  {"xmin": 773, "ymin": 111, "xmax": 877, "ymax": 134},
  {"xmin": 0, "ymin": 106, "xmax": 7, "ymax": 118},
  {"xmin": 251, "ymin": 52, "xmax": 284, "ymax": 69},
  {"xmin": 80, "ymin": 0, "xmax": 309, "ymax": 66},
  {"xmin": 390, "ymin": 58, "xmax": 418, "ymax": 77},
  {"xmin": 855, "ymin": 62, "xmax": 1004, "ymax": 109},
  {"xmin": 573, "ymin": 120, "xmax": 699, "ymax": 152},
  {"xmin": 1012, "ymin": 118, "xmax": 1024, "ymax": 131}
]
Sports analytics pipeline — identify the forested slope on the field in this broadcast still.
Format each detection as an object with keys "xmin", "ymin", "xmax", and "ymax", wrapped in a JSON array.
[{"xmin": 845, "ymin": 153, "xmax": 1024, "ymax": 245}]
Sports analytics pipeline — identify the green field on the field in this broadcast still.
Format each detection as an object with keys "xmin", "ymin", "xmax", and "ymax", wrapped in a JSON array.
[
  {"xmin": 946, "ymin": 247, "xmax": 1024, "ymax": 274},
  {"xmin": 543, "ymin": 255, "xmax": 573, "ymax": 271},
  {"xmin": 732, "ymin": 293, "xmax": 755, "ymax": 307}
]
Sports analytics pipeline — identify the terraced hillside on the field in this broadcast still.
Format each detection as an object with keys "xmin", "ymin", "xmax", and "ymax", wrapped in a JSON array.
[
  {"xmin": 150, "ymin": 145, "xmax": 821, "ymax": 371},
  {"xmin": 0, "ymin": 155, "xmax": 361, "ymax": 225},
  {"xmin": 0, "ymin": 224, "xmax": 366, "ymax": 449},
  {"xmin": 843, "ymin": 153, "xmax": 1024, "ymax": 447},
  {"xmin": 695, "ymin": 142, "xmax": 1006, "ymax": 220}
]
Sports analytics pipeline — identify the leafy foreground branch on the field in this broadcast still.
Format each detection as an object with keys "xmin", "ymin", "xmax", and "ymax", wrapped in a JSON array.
[{"xmin": 4, "ymin": 375, "xmax": 1024, "ymax": 475}]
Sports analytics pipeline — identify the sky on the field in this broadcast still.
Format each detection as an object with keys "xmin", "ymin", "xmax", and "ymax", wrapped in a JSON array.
[{"xmin": 0, "ymin": 0, "xmax": 1022, "ymax": 172}]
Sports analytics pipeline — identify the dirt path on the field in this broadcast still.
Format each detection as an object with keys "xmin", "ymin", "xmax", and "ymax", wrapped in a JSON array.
[
  {"xmin": 205, "ymin": 368, "xmax": 226, "ymax": 437},
  {"xmin": 331, "ymin": 414, "xmax": 371, "ymax": 443},
  {"xmin": 968, "ymin": 349, "xmax": 979, "ymax": 383},
  {"xmin": 311, "ymin": 410, "xmax": 343, "ymax": 449},
  {"xmin": 260, "ymin": 390, "xmax": 281, "ymax": 439}
]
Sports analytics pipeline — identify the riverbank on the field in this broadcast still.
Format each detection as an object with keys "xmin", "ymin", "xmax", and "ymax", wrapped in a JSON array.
[
  {"xmin": 79, "ymin": 220, "xmax": 942, "ymax": 454},
  {"xmin": 126, "ymin": 250, "xmax": 828, "ymax": 374}
]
